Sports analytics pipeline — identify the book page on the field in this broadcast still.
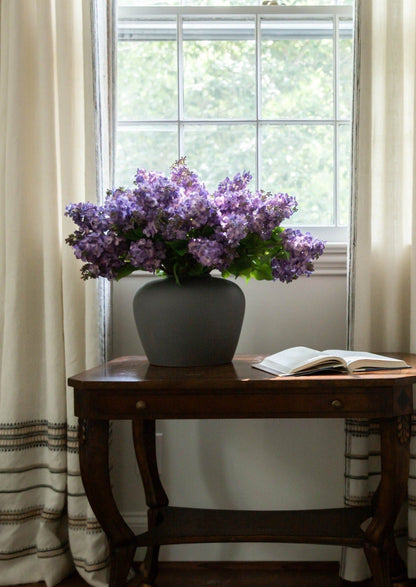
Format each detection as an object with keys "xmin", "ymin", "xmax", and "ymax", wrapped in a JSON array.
[
  {"xmin": 323, "ymin": 349, "xmax": 409, "ymax": 370},
  {"xmin": 256, "ymin": 346, "xmax": 343, "ymax": 375}
]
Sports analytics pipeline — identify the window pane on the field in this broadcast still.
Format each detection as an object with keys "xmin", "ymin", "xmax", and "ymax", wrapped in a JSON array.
[
  {"xmin": 338, "ymin": 123, "xmax": 351, "ymax": 226},
  {"xmin": 261, "ymin": 124, "xmax": 333, "ymax": 225},
  {"xmin": 339, "ymin": 20, "xmax": 354, "ymax": 119},
  {"xmin": 183, "ymin": 18, "xmax": 256, "ymax": 119},
  {"xmin": 115, "ymin": 126, "xmax": 178, "ymax": 186},
  {"xmin": 116, "ymin": 5, "xmax": 354, "ymax": 238},
  {"xmin": 183, "ymin": 124, "xmax": 256, "ymax": 191},
  {"xmin": 117, "ymin": 33, "xmax": 177, "ymax": 121},
  {"xmin": 261, "ymin": 20, "xmax": 333, "ymax": 120}
]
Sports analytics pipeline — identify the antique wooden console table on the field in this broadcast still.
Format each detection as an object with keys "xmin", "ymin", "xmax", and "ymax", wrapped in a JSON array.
[{"xmin": 68, "ymin": 354, "xmax": 416, "ymax": 587}]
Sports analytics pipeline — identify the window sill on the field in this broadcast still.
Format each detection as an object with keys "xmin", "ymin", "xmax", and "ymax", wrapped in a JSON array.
[{"xmin": 313, "ymin": 241, "xmax": 348, "ymax": 276}]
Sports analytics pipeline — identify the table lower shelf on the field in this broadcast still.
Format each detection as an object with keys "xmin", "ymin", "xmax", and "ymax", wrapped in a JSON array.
[{"xmin": 135, "ymin": 505, "xmax": 373, "ymax": 548}]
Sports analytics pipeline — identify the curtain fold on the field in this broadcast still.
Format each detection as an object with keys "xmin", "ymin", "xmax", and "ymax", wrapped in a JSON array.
[
  {"xmin": 344, "ymin": 0, "xmax": 416, "ymax": 580},
  {"xmin": 0, "ymin": 1, "xmax": 112, "ymax": 585}
]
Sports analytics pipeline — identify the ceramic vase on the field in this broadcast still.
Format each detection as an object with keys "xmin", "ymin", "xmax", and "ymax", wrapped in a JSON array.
[{"xmin": 133, "ymin": 275, "xmax": 245, "ymax": 367}]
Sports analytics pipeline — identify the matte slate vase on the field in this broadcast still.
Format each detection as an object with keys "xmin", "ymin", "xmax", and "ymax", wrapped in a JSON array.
[{"xmin": 133, "ymin": 275, "xmax": 245, "ymax": 367}]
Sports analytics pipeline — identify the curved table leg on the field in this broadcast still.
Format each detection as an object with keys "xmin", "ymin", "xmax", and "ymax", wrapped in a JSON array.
[
  {"xmin": 79, "ymin": 418, "xmax": 136, "ymax": 587},
  {"xmin": 363, "ymin": 416, "xmax": 410, "ymax": 587},
  {"xmin": 132, "ymin": 418, "xmax": 168, "ymax": 587}
]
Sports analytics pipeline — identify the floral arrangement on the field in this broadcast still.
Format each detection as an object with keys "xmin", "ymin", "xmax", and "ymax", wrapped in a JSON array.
[{"xmin": 65, "ymin": 158, "xmax": 325, "ymax": 284}]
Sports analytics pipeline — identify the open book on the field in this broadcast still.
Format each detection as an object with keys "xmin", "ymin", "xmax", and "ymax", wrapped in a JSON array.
[{"xmin": 252, "ymin": 346, "xmax": 410, "ymax": 377}]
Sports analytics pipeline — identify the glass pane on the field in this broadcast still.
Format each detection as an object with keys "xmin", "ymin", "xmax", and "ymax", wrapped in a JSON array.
[
  {"xmin": 115, "ymin": 126, "xmax": 178, "ymax": 186},
  {"xmin": 117, "ymin": 33, "xmax": 177, "ymax": 121},
  {"xmin": 338, "ymin": 123, "xmax": 351, "ymax": 226},
  {"xmin": 261, "ymin": 19, "xmax": 333, "ymax": 119},
  {"xmin": 339, "ymin": 20, "xmax": 354, "ymax": 119},
  {"xmin": 261, "ymin": 124, "xmax": 334, "ymax": 225},
  {"xmin": 183, "ymin": 18, "xmax": 256, "ymax": 119},
  {"xmin": 183, "ymin": 124, "xmax": 256, "ymax": 191}
]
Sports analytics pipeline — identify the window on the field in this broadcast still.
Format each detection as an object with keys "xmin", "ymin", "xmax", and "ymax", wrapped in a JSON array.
[{"xmin": 116, "ymin": 1, "xmax": 354, "ymax": 242}]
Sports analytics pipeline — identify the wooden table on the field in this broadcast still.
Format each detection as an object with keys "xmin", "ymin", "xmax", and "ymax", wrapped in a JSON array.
[{"xmin": 69, "ymin": 354, "xmax": 416, "ymax": 587}]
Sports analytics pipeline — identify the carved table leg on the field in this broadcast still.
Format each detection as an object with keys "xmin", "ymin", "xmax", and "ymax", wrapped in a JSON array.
[
  {"xmin": 386, "ymin": 534, "xmax": 408, "ymax": 584},
  {"xmin": 363, "ymin": 416, "xmax": 410, "ymax": 587},
  {"xmin": 79, "ymin": 418, "xmax": 136, "ymax": 587},
  {"xmin": 132, "ymin": 418, "xmax": 169, "ymax": 587}
]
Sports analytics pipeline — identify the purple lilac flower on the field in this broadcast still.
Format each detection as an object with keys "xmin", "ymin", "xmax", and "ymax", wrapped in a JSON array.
[
  {"xmin": 128, "ymin": 239, "xmax": 166, "ymax": 272},
  {"xmin": 65, "ymin": 202, "xmax": 110, "ymax": 233},
  {"xmin": 216, "ymin": 214, "xmax": 248, "ymax": 247},
  {"xmin": 131, "ymin": 170, "xmax": 179, "ymax": 237},
  {"xmin": 271, "ymin": 229, "xmax": 326, "ymax": 283},
  {"xmin": 169, "ymin": 158, "xmax": 210, "ymax": 198},
  {"xmin": 210, "ymin": 172, "xmax": 256, "ymax": 246},
  {"xmin": 164, "ymin": 193, "xmax": 216, "ymax": 240},
  {"xmin": 105, "ymin": 189, "xmax": 139, "ymax": 232},
  {"xmin": 65, "ymin": 159, "xmax": 325, "ymax": 283},
  {"xmin": 188, "ymin": 238, "xmax": 226, "ymax": 269},
  {"xmin": 73, "ymin": 230, "xmax": 129, "ymax": 280},
  {"xmin": 249, "ymin": 192, "xmax": 298, "ymax": 239},
  {"xmin": 213, "ymin": 172, "xmax": 253, "ymax": 218}
]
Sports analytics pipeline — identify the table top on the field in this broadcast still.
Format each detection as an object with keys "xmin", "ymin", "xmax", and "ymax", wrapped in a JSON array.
[{"xmin": 70, "ymin": 354, "xmax": 416, "ymax": 420}]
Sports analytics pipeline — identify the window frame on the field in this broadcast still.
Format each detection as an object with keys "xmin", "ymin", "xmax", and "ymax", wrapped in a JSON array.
[{"xmin": 117, "ymin": 3, "xmax": 354, "ymax": 244}]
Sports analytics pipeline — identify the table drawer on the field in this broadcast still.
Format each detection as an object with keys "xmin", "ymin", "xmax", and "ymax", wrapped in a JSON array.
[{"xmin": 75, "ymin": 386, "xmax": 410, "ymax": 419}]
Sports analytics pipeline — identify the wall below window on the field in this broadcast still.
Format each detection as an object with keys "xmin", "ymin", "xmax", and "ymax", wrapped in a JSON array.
[{"xmin": 111, "ymin": 254, "xmax": 348, "ymax": 562}]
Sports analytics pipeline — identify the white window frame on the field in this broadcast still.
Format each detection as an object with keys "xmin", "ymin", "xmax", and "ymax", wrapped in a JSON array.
[{"xmin": 117, "ymin": 4, "xmax": 353, "ymax": 248}]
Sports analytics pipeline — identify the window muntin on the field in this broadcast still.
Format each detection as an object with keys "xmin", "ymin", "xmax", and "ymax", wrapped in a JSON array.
[{"xmin": 116, "ymin": 4, "xmax": 353, "ymax": 241}]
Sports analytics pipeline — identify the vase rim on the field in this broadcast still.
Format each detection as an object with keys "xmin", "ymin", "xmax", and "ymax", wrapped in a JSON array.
[{"xmin": 163, "ymin": 273, "xmax": 213, "ymax": 282}]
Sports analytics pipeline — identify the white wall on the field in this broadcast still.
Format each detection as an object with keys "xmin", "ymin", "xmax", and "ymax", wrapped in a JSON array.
[{"xmin": 110, "ymin": 244, "xmax": 348, "ymax": 562}]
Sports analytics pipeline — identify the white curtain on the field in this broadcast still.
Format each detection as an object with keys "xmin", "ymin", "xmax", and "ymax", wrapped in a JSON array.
[
  {"xmin": 0, "ymin": 1, "xmax": 112, "ymax": 585},
  {"xmin": 343, "ymin": 0, "xmax": 416, "ymax": 580}
]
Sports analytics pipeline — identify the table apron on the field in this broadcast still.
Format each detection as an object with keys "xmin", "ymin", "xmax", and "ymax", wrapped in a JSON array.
[{"xmin": 74, "ymin": 386, "xmax": 412, "ymax": 419}]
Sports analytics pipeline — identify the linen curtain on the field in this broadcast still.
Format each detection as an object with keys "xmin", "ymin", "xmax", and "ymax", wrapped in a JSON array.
[
  {"xmin": 342, "ymin": 0, "xmax": 416, "ymax": 580},
  {"xmin": 0, "ymin": 1, "xmax": 112, "ymax": 585}
]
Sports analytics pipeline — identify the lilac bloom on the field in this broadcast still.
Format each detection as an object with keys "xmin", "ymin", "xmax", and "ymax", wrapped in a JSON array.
[
  {"xmin": 188, "ymin": 238, "xmax": 226, "ymax": 269},
  {"xmin": 65, "ymin": 159, "xmax": 325, "ymax": 283}
]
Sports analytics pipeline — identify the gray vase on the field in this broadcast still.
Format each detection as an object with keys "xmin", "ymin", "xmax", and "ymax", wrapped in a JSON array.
[{"xmin": 133, "ymin": 275, "xmax": 245, "ymax": 367}]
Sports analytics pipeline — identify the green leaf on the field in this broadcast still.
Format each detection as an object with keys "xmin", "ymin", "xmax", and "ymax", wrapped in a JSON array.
[
  {"xmin": 115, "ymin": 265, "xmax": 137, "ymax": 280},
  {"xmin": 165, "ymin": 240, "xmax": 189, "ymax": 257},
  {"xmin": 123, "ymin": 227, "xmax": 145, "ymax": 241},
  {"xmin": 252, "ymin": 265, "xmax": 273, "ymax": 281}
]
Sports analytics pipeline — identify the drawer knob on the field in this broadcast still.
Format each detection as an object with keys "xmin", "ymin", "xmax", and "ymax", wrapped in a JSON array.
[
  {"xmin": 136, "ymin": 400, "xmax": 147, "ymax": 410},
  {"xmin": 331, "ymin": 399, "xmax": 343, "ymax": 409}
]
